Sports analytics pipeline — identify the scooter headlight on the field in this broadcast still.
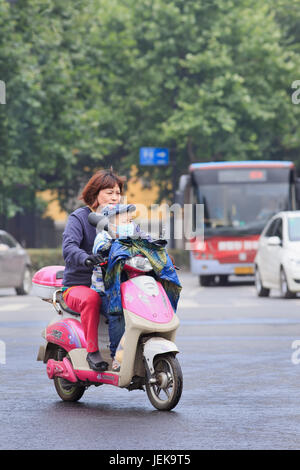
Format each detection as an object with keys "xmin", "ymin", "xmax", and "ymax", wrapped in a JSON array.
[{"xmin": 126, "ymin": 256, "xmax": 152, "ymax": 272}]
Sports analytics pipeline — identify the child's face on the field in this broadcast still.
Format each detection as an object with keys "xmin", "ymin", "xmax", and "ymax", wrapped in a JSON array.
[
  {"xmin": 117, "ymin": 212, "xmax": 133, "ymax": 225},
  {"xmin": 110, "ymin": 212, "xmax": 134, "ymax": 237}
]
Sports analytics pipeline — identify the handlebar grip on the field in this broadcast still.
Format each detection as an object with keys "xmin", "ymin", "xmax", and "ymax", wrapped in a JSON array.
[{"xmin": 85, "ymin": 259, "xmax": 94, "ymax": 267}]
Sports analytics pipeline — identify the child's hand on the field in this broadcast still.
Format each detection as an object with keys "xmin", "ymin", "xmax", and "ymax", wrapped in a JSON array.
[{"xmin": 169, "ymin": 254, "xmax": 175, "ymax": 265}]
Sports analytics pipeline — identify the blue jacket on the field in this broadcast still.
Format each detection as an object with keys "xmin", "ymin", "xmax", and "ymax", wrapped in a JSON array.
[{"xmin": 62, "ymin": 206, "xmax": 95, "ymax": 287}]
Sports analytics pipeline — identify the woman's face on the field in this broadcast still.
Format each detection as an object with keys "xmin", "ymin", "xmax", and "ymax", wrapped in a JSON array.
[{"xmin": 96, "ymin": 184, "xmax": 121, "ymax": 209}]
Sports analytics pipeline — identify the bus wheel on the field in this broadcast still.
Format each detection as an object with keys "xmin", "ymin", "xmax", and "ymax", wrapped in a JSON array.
[
  {"xmin": 199, "ymin": 275, "xmax": 214, "ymax": 286},
  {"xmin": 218, "ymin": 275, "xmax": 228, "ymax": 286}
]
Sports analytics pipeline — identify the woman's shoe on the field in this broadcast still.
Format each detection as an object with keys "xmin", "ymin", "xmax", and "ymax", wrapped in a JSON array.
[{"xmin": 86, "ymin": 351, "xmax": 108, "ymax": 372}]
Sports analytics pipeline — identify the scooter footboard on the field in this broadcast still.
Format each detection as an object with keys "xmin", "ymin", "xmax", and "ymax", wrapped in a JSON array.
[{"xmin": 143, "ymin": 337, "xmax": 179, "ymax": 375}]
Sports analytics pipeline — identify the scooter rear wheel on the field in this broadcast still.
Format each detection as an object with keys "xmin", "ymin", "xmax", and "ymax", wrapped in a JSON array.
[
  {"xmin": 145, "ymin": 353, "xmax": 183, "ymax": 411},
  {"xmin": 53, "ymin": 348, "xmax": 85, "ymax": 402}
]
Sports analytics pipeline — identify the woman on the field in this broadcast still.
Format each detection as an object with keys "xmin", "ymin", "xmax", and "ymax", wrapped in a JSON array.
[{"xmin": 62, "ymin": 169, "xmax": 126, "ymax": 372}]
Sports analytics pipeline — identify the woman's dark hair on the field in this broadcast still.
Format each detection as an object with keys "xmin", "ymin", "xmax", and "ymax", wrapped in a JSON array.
[{"xmin": 79, "ymin": 169, "xmax": 126, "ymax": 209}]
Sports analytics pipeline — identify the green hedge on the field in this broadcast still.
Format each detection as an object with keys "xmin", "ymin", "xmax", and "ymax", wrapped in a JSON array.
[
  {"xmin": 27, "ymin": 248, "xmax": 65, "ymax": 272},
  {"xmin": 27, "ymin": 248, "xmax": 190, "ymax": 272}
]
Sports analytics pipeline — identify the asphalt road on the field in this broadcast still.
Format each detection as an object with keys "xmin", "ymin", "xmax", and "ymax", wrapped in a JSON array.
[{"xmin": 1, "ymin": 272, "xmax": 300, "ymax": 450}]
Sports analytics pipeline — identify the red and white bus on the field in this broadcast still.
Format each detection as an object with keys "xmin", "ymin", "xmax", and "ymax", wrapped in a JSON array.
[{"xmin": 176, "ymin": 161, "xmax": 299, "ymax": 285}]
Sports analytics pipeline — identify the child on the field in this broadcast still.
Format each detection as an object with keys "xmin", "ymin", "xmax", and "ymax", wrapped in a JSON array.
[
  {"xmin": 90, "ymin": 203, "xmax": 137, "ymax": 371},
  {"xmin": 90, "ymin": 203, "xmax": 136, "ymax": 293}
]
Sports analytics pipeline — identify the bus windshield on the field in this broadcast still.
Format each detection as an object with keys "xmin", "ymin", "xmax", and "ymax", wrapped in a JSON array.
[{"xmin": 195, "ymin": 182, "xmax": 289, "ymax": 236}]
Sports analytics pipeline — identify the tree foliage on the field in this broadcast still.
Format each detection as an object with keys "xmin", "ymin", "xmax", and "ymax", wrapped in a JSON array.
[
  {"xmin": 0, "ymin": 0, "xmax": 300, "ymax": 214},
  {"xmin": 122, "ymin": 0, "xmax": 300, "ymax": 199}
]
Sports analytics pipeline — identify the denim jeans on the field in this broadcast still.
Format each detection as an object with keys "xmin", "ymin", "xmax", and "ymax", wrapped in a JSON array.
[{"xmin": 107, "ymin": 313, "xmax": 125, "ymax": 358}]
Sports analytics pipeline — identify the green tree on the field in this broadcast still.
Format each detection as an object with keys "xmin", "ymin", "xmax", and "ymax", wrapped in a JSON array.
[
  {"xmin": 1, "ymin": 0, "xmax": 300, "ymax": 216},
  {"xmin": 121, "ymin": 0, "xmax": 300, "ymax": 200}
]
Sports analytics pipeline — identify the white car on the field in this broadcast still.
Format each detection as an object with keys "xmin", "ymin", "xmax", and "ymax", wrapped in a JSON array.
[{"xmin": 254, "ymin": 211, "xmax": 300, "ymax": 298}]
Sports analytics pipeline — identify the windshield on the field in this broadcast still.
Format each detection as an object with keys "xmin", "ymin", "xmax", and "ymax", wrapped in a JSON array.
[
  {"xmin": 195, "ymin": 183, "xmax": 290, "ymax": 236},
  {"xmin": 288, "ymin": 217, "xmax": 300, "ymax": 241}
]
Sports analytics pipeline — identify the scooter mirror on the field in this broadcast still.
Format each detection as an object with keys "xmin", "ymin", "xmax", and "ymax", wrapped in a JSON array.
[
  {"xmin": 96, "ymin": 216, "xmax": 109, "ymax": 233},
  {"xmin": 88, "ymin": 212, "xmax": 109, "ymax": 232},
  {"xmin": 88, "ymin": 212, "xmax": 101, "ymax": 227}
]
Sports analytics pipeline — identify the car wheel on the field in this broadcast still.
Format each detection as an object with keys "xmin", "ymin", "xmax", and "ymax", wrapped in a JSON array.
[
  {"xmin": 280, "ymin": 267, "xmax": 296, "ymax": 299},
  {"xmin": 15, "ymin": 266, "xmax": 32, "ymax": 295},
  {"xmin": 255, "ymin": 266, "xmax": 270, "ymax": 297}
]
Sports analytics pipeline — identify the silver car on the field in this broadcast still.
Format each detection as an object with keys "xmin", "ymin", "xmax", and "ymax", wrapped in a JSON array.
[{"xmin": 0, "ymin": 230, "xmax": 32, "ymax": 295}]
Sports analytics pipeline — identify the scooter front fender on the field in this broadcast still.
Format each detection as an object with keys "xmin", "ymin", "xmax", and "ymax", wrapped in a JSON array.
[{"xmin": 143, "ymin": 337, "xmax": 179, "ymax": 375}]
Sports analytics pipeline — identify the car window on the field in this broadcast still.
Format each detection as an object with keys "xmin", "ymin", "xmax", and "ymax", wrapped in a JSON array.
[
  {"xmin": 265, "ymin": 219, "xmax": 279, "ymax": 237},
  {"xmin": 262, "ymin": 220, "xmax": 273, "ymax": 236},
  {"xmin": 288, "ymin": 217, "xmax": 300, "ymax": 241},
  {"xmin": 0, "ymin": 233, "xmax": 17, "ymax": 248},
  {"xmin": 273, "ymin": 218, "xmax": 283, "ymax": 240}
]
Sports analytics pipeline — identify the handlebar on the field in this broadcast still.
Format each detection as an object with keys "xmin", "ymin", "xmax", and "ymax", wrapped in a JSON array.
[
  {"xmin": 87, "ymin": 212, "xmax": 178, "ymax": 268},
  {"xmin": 85, "ymin": 254, "xmax": 108, "ymax": 268},
  {"xmin": 88, "ymin": 212, "xmax": 103, "ymax": 227},
  {"xmin": 85, "ymin": 259, "xmax": 94, "ymax": 268}
]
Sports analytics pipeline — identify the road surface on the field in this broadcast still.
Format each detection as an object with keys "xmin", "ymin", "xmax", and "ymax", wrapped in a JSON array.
[{"xmin": 1, "ymin": 272, "xmax": 300, "ymax": 450}]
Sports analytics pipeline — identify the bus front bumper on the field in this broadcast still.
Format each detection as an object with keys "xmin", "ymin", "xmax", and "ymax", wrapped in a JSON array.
[{"xmin": 190, "ymin": 256, "xmax": 254, "ymax": 276}]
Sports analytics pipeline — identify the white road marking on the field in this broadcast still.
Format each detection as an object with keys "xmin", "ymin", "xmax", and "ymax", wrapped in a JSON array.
[
  {"xmin": 178, "ymin": 299, "xmax": 201, "ymax": 308},
  {"xmin": 0, "ymin": 303, "xmax": 29, "ymax": 311}
]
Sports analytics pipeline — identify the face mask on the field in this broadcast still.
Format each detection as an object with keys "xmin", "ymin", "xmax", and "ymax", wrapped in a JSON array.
[{"xmin": 113, "ymin": 223, "xmax": 135, "ymax": 238}]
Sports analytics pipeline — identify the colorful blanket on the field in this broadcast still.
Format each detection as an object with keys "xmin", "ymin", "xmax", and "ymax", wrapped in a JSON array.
[{"xmin": 102, "ymin": 239, "xmax": 182, "ymax": 315}]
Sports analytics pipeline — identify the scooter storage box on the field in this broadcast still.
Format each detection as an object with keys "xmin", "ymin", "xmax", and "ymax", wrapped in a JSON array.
[{"xmin": 32, "ymin": 265, "xmax": 65, "ymax": 300}]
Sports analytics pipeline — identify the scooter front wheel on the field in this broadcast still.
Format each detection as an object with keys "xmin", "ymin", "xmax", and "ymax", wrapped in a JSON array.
[{"xmin": 145, "ymin": 353, "xmax": 183, "ymax": 411}]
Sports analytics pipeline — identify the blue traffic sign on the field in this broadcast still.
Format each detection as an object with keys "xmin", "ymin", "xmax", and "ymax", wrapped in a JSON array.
[{"xmin": 140, "ymin": 147, "xmax": 169, "ymax": 165}]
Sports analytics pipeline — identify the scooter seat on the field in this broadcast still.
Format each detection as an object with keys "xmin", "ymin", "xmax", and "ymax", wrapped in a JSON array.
[{"xmin": 55, "ymin": 292, "xmax": 80, "ymax": 317}]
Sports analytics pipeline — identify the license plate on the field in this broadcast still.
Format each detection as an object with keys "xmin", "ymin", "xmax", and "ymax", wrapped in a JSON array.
[{"xmin": 234, "ymin": 266, "xmax": 254, "ymax": 275}]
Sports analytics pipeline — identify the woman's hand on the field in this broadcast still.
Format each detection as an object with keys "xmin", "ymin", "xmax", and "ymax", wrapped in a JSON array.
[{"xmin": 85, "ymin": 254, "xmax": 105, "ymax": 267}]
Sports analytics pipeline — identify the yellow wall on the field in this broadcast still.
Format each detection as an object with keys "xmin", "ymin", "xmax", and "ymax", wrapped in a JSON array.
[
  {"xmin": 38, "ymin": 166, "xmax": 161, "ymax": 223},
  {"xmin": 125, "ymin": 165, "xmax": 159, "ymax": 206},
  {"xmin": 37, "ymin": 190, "xmax": 68, "ymax": 222}
]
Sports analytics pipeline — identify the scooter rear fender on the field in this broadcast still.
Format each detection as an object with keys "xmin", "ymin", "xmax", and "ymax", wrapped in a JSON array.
[
  {"xmin": 143, "ymin": 337, "xmax": 179, "ymax": 375},
  {"xmin": 45, "ymin": 317, "xmax": 86, "ymax": 353}
]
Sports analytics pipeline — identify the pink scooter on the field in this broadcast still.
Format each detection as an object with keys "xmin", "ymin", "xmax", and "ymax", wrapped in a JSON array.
[{"xmin": 34, "ymin": 245, "xmax": 182, "ymax": 411}]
